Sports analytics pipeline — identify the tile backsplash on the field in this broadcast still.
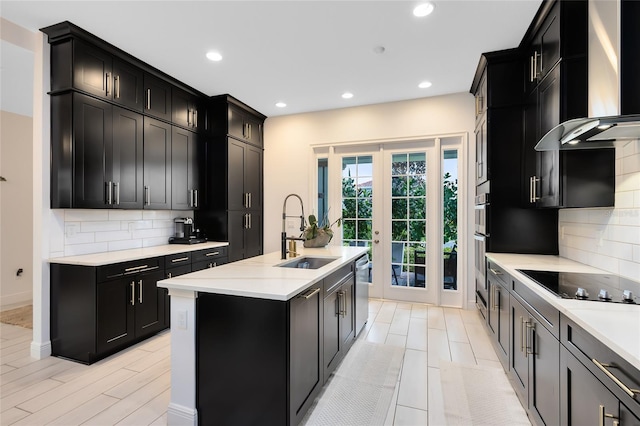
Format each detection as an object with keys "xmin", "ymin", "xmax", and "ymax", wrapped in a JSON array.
[
  {"xmin": 49, "ymin": 209, "xmax": 193, "ymax": 258},
  {"xmin": 559, "ymin": 140, "xmax": 640, "ymax": 281}
]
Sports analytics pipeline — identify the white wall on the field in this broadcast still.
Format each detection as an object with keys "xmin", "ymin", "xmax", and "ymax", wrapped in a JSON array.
[
  {"xmin": 0, "ymin": 18, "xmax": 36, "ymax": 310},
  {"xmin": 263, "ymin": 93, "xmax": 476, "ymax": 303},
  {"xmin": 559, "ymin": 140, "xmax": 640, "ymax": 280}
]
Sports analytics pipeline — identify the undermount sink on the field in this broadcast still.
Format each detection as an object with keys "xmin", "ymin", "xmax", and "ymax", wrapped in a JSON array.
[{"xmin": 276, "ymin": 256, "xmax": 339, "ymax": 269}]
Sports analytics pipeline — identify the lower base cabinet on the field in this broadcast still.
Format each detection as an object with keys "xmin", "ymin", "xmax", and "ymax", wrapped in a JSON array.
[
  {"xmin": 196, "ymin": 261, "xmax": 357, "ymax": 426},
  {"xmin": 560, "ymin": 316, "xmax": 640, "ymax": 426},
  {"xmin": 51, "ymin": 259, "xmax": 168, "ymax": 364}
]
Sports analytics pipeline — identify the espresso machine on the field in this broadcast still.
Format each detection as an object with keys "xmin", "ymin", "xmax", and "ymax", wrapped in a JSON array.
[{"xmin": 169, "ymin": 217, "xmax": 206, "ymax": 244}]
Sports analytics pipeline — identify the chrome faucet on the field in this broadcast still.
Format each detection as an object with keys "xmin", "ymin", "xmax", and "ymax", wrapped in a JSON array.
[{"xmin": 282, "ymin": 194, "xmax": 306, "ymax": 259}]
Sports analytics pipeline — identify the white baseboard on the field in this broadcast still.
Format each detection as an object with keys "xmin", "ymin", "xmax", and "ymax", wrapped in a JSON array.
[
  {"xmin": 1, "ymin": 292, "xmax": 32, "ymax": 311},
  {"xmin": 167, "ymin": 403, "xmax": 197, "ymax": 426},
  {"xmin": 30, "ymin": 340, "xmax": 51, "ymax": 359}
]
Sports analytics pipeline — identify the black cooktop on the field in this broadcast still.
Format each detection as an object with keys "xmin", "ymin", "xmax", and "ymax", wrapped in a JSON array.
[{"xmin": 517, "ymin": 269, "xmax": 640, "ymax": 304}]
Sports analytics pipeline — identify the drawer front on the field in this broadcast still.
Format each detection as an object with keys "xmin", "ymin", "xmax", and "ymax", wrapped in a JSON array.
[
  {"xmin": 165, "ymin": 252, "xmax": 192, "ymax": 267},
  {"xmin": 512, "ymin": 278, "xmax": 559, "ymax": 338},
  {"xmin": 323, "ymin": 263, "xmax": 354, "ymax": 296},
  {"xmin": 98, "ymin": 256, "xmax": 164, "ymax": 282},
  {"xmin": 192, "ymin": 246, "xmax": 228, "ymax": 263},
  {"xmin": 192, "ymin": 257, "xmax": 228, "ymax": 272},
  {"xmin": 165, "ymin": 264, "xmax": 192, "ymax": 279},
  {"xmin": 487, "ymin": 260, "xmax": 509, "ymax": 287}
]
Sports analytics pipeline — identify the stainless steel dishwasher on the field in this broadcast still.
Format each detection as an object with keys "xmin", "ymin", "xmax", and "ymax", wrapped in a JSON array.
[{"xmin": 355, "ymin": 254, "xmax": 370, "ymax": 336}]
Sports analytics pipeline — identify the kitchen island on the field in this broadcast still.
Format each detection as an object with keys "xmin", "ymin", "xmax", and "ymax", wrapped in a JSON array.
[{"xmin": 157, "ymin": 245, "xmax": 368, "ymax": 426}]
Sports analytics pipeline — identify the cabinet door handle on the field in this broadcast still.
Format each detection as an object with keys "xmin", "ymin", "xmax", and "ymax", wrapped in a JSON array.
[
  {"xmin": 145, "ymin": 186, "xmax": 150, "ymax": 205},
  {"xmin": 130, "ymin": 281, "xmax": 135, "ymax": 306},
  {"xmin": 599, "ymin": 405, "xmax": 619, "ymax": 426},
  {"xmin": 171, "ymin": 257, "xmax": 189, "ymax": 263},
  {"xmin": 189, "ymin": 189, "xmax": 193, "ymax": 208},
  {"xmin": 336, "ymin": 292, "xmax": 342, "ymax": 316},
  {"xmin": 106, "ymin": 181, "xmax": 113, "ymax": 205},
  {"xmin": 248, "ymin": 192, "xmax": 252, "ymax": 208},
  {"xmin": 525, "ymin": 321, "xmax": 534, "ymax": 356},
  {"xmin": 520, "ymin": 316, "xmax": 526, "ymax": 353},
  {"xmin": 533, "ymin": 51, "xmax": 539, "ymax": 80},
  {"xmin": 146, "ymin": 89, "xmax": 151, "ymax": 110},
  {"xmin": 167, "ymin": 272, "xmax": 172, "ymax": 278},
  {"xmin": 113, "ymin": 182, "xmax": 119, "ymax": 205},
  {"xmin": 530, "ymin": 55, "xmax": 534, "ymax": 82},
  {"xmin": 529, "ymin": 176, "xmax": 534, "ymax": 203},
  {"xmin": 248, "ymin": 213, "xmax": 252, "ymax": 229},
  {"xmin": 205, "ymin": 251, "xmax": 220, "ymax": 257},
  {"xmin": 125, "ymin": 264, "xmax": 149, "ymax": 272},
  {"xmin": 488, "ymin": 267, "xmax": 502, "ymax": 276},
  {"xmin": 532, "ymin": 176, "xmax": 540, "ymax": 202},
  {"xmin": 194, "ymin": 189, "xmax": 198, "ymax": 208},
  {"xmin": 299, "ymin": 287, "xmax": 320, "ymax": 300},
  {"xmin": 592, "ymin": 359, "xmax": 640, "ymax": 398},
  {"xmin": 114, "ymin": 75, "xmax": 120, "ymax": 99},
  {"xmin": 193, "ymin": 110, "xmax": 197, "ymax": 128},
  {"xmin": 138, "ymin": 280, "xmax": 143, "ymax": 304},
  {"xmin": 106, "ymin": 72, "xmax": 110, "ymax": 95}
]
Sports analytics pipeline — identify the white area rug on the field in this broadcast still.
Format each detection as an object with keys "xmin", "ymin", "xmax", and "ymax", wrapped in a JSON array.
[
  {"xmin": 301, "ymin": 340, "xmax": 405, "ymax": 426},
  {"xmin": 440, "ymin": 361, "xmax": 531, "ymax": 426}
]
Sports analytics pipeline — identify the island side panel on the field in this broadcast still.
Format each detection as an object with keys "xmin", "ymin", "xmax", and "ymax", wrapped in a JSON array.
[
  {"xmin": 197, "ymin": 293, "xmax": 289, "ymax": 426},
  {"xmin": 167, "ymin": 289, "xmax": 198, "ymax": 425}
]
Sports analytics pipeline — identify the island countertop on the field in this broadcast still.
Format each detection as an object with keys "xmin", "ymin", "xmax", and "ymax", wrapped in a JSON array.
[
  {"xmin": 486, "ymin": 253, "xmax": 640, "ymax": 371},
  {"xmin": 157, "ymin": 245, "xmax": 369, "ymax": 301}
]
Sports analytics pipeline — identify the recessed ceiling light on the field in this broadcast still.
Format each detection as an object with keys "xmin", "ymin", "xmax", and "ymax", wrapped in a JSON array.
[
  {"xmin": 413, "ymin": 2, "xmax": 435, "ymax": 17},
  {"xmin": 275, "ymin": 102, "xmax": 287, "ymax": 108},
  {"xmin": 418, "ymin": 81, "xmax": 432, "ymax": 89},
  {"xmin": 206, "ymin": 51, "xmax": 222, "ymax": 62},
  {"xmin": 342, "ymin": 92, "xmax": 354, "ymax": 99}
]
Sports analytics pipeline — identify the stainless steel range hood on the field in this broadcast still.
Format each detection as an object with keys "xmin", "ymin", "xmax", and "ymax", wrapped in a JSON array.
[{"xmin": 535, "ymin": 114, "xmax": 640, "ymax": 151}]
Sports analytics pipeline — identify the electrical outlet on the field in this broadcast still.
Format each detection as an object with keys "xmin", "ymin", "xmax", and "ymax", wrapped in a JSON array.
[
  {"xmin": 65, "ymin": 224, "xmax": 77, "ymax": 237},
  {"xmin": 177, "ymin": 310, "xmax": 188, "ymax": 330}
]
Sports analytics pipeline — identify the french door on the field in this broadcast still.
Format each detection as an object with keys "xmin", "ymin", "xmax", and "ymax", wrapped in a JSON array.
[{"xmin": 323, "ymin": 137, "xmax": 463, "ymax": 306}]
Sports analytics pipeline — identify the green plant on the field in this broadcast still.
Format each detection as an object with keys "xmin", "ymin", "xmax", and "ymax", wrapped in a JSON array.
[
  {"xmin": 443, "ymin": 172, "xmax": 458, "ymax": 244},
  {"xmin": 304, "ymin": 213, "xmax": 342, "ymax": 241}
]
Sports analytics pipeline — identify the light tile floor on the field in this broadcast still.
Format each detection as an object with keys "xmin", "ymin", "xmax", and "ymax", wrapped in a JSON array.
[{"xmin": 0, "ymin": 300, "xmax": 516, "ymax": 425}]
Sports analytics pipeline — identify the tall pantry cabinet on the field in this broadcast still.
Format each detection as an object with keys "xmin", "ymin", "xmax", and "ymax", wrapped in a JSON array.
[{"xmin": 196, "ymin": 95, "xmax": 266, "ymax": 262}]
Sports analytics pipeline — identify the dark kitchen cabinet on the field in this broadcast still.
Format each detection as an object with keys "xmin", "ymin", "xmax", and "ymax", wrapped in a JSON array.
[
  {"xmin": 509, "ymin": 286, "xmax": 560, "ymax": 426},
  {"xmin": 51, "ymin": 257, "xmax": 168, "ymax": 364},
  {"xmin": 51, "ymin": 92, "xmax": 144, "ymax": 209},
  {"xmin": 196, "ymin": 282, "xmax": 324, "ymax": 426},
  {"xmin": 143, "ymin": 117, "xmax": 172, "ymax": 210},
  {"xmin": 191, "ymin": 246, "xmax": 228, "ymax": 271},
  {"xmin": 474, "ymin": 117, "xmax": 488, "ymax": 187},
  {"xmin": 227, "ymin": 104, "xmax": 263, "ymax": 148},
  {"xmin": 521, "ymin": 0, "xmax": 615, "ymax": 209},
  {"xmin": 143, "ymin": 73, "xmax": 172, "ymax": 121},
  {"xmin": 49, "ymin": 38, "xmax": 144, "ymax": 112},
  {"xmin": 172, "ymin": 87, "xmax": 203, "ymax": 131},
  {"xmin": 560, "ymin": 315, "xmax": 640, "ymax": 426},
  {"xmin": 196, "ymin": 96, "xmax": 266, "ymax": 263},
  {"xmin": 171, "ymin": 126, "xmax": 202, "ymax": 210},
  {"xmin": 486, "ymin": 261, "xmax": 509, "ymax": 368},
  {"xmin": 323, "ymin": 264, "xmax": 355, "ymax": 378},
  {"xmin": 290, "ymin": 284, "xmax": 323, "ymax": 425}
]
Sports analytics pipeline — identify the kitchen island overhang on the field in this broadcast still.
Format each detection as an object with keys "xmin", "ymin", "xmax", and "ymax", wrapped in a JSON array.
[{"xmin": 158, "ymin": 246, "xmax": 368, "ymax": 426}]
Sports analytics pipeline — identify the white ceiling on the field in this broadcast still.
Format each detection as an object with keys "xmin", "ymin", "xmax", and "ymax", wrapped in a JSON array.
[{"xmin": 1, "ymin": 0, "xmax": 542, "ymax": 117}]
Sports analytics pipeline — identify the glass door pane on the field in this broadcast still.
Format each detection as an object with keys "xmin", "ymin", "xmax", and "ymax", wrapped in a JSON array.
[
  {"xmin": 342, "ymin": 156, "xmax": 373, "ymax": 282},
  {"xmin": 390, "ymin": 152, "xmax": 427, "ymax": 288},
  {"xmin": 443, "ymin": 150, "xmax": 458, "ymax": 290}
]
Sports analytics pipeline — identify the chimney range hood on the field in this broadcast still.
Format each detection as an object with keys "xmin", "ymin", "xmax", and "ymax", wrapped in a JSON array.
[{"xmin": 535, "ymin": 114, "xmax": 640, "ymax": 151}]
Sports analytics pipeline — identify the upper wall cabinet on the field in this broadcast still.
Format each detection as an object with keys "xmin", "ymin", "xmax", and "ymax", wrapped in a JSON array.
[
  {"xmin": 50, "ymin": 39, "xmax": 145, "ymax": 112},
  {"xmin": 209, "ymin": 95, "xmax": 264, "ymax": 148},
  {"xmin": 42, "ymin": 21, "xmax": 213, "ymax": 210},
  {"xmin": 521, "ymin": 0, "xmax": 614, "ymax": 209}
]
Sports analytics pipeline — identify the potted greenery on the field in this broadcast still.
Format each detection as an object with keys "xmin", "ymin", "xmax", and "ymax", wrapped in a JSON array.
[{"xmin": 303, "ymin": 214, "xmax": 341, "ymax": 248}]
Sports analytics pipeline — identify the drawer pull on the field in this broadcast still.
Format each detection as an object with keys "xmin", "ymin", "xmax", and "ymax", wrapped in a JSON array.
[
  {"xmin": 125, "ymin": 265, "xmax": 148, "ymax": 272},
  {"xmin": 171, "ymin": 257, "xmax": 189, "ymax": 263},
  {"xmin": 488, "ymin": 267, "xmax": 502, "ymax": 275},
  {"xmin": 299, "ymin": 287, "xmax": 320, "ymax": 300},
  {"xmin": 130, "ymin": 282, "xmax": 135, "ymax": 306},
  {"xmin": 138, "ymin": 280, "xmax": 143, "ymax": 304},
  {"xmin": 598, "ymin": 405, "xmax": 619, "ymax": 426},
  {"xmin": 593, "ymin": 358, "xmax": 640, "ymax": 398},
  {"xmin": 205, "ymin": 252, "xmax": 220, "ymax": 257}
]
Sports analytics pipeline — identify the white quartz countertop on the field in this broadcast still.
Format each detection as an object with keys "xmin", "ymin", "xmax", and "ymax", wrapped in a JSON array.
[
  {"xmin": 48, "ymin": 242, "xmax": 229, "ymax": 266},
  {"xmin": 486, "ymin": 253, "xmax": 640, "ymax": 371},
  {"xmin": 157, "ymin": 246, "xmax": 369, "ymax": 301}
]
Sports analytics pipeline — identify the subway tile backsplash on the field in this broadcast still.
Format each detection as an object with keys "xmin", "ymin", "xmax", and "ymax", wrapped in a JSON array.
[
  {"xmin": 559, "ymin": 140, "xmax": 640, "ymax": 281},
  {"xmin": 49, "ymin": 209, "xmax": 193, "ymax": 258}
]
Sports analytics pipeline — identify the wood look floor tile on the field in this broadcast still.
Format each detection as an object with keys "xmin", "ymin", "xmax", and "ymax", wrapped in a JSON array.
[
  {"xmin": 389, "ymin": 308, "xmax": 411, "ymax": 336},
  {"xmin": 46, "ymin": 394, "xmax": 120, "ymax": 426},
  {"xmin": 115, "ymin": 388, "xmax": 170, "ymax": 425},
  {"xmin": 410, "ymin": 304, "xmax": 428, "ymax": 319},
  {"xmin": 1, "ymin": 406, "xmax": 30, "ymax": 424},
  {"xmin": 427, "ymin": 306, "xmax": 446, "ymax": 330},
  {"xmin": 393, "ymin": 405, "xmax": 428, "ymax": 425},
  {"xmin": 449, "ymin": 341, "xmax": 477, "ymax": 365},
  {"xmin": 376, "ymin": 302, "xmax": 399, "ymax": 323},
  {"xmin": 405, "ymin": 318, "xmax": 427, "ymax": 352},
  {"xmin": 397, "ymin": 349, "xmax": 428, "ymax": 410},
  {"xmin": 385, "ymin": 333, "xmax": 408, "ymax": 348},
  {"xmin": 443, "ymin": 308, "xmax": 470, "ymax": 343},
  {"xmin": 464, "ymin": 322, "xmax": 500, "ymax": 362},
  {"xmin": 366, "ymin": 322, "xmax": 391, "ymax": 344},
  {"xmin": 427, "ymin": 328, "xmax": 451, "ymax": 368},
  {"xmin": 149, "ymin": 413, "xmax": 168, "ymax": 426},
  {"xmin": 104, "ymin": 357, "xmax": 170, "ymax": 399},
  {"xmin": 427, "ymin": 366, "xmax": 447, "ymax": 426},
  {"xmin": 0, "ymin": 378, "xmax": 62, "ymax": 411}
]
